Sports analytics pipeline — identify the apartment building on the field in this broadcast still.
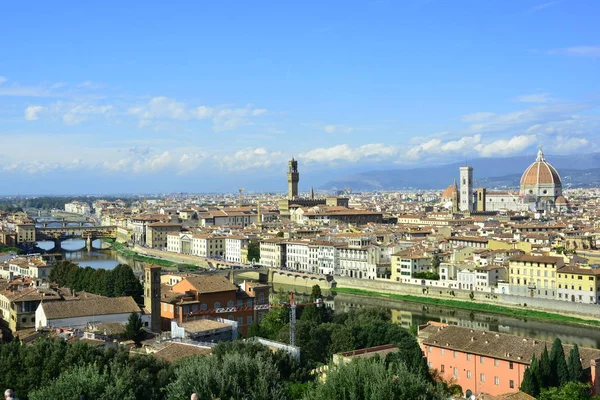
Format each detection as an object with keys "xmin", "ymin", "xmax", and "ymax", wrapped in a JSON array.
[
  {"xmin": 556, "ymin": 264, "xmax": 600, "ymax": 304},
  {"xmin": 146, "ymin": 222, "xmax": 182, "ymax": 249},
  {"xmin": 167, "ymin": 232, "xmax": 193, "ymax": 254},
  {"xmin": 391, "ymin": 252, "xmax": 432, "ymax": 282},
  {"xmin": 260, "ymin": 239, "xmax": 287, "ymax": 268},
  {"xmin": 286, "ymin": 242, "xmax": 311, "ymax": 272},
  {"xmin": 508, "ymin": 254, "xmax": 564, "ymax": 299},
  {"xmin": 225, "ymin": 236, "xmax": 250, "ymax": 264},
  {"xmin": 419, "ymin": 322, "xmax": 600, "ymax": 397},
  {"xmin": 15, "ymin": 224, "xmax": 36, "ymax": 245},
  {"xmin": 191, "ymin": 234, "xmax": 226, "ymax": 258}
]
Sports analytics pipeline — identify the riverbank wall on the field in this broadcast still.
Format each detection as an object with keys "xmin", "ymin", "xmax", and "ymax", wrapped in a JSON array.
[
  {"xmin": 334, "ymin": 276, "xmax": 600, "ymax": 319},
  {"xmin": 132, "ymin": 245, "xmax": 211, "ymax": 268},
  {"xmin": 269, "ymin": 269, "xmax": 334, "ymax": 289}
]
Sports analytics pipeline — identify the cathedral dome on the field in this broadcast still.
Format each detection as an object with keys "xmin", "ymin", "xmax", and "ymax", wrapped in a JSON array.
[
  {"xmin": 520, "ymin": 149, "xmax": 561, "ymax": 187},
  {"xmin": 441, "ymin": 181, "xmax": 457, "ymax": 199},
  {"xmin": 555, "ymin": 195, "xmax": 568, "ymax": 205}
]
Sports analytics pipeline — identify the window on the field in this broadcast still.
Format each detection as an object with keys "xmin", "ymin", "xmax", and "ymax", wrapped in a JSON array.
[
  {"xmin": 441, "ymin": 365, "xmax": 445, "ymax": 373},
  {"xmin": 214, "ymin": 302, "xmax": 221, "ymax": 309},
  {"xmin": 494, "ymin": 359, "xmax": 499, "ymax": 367},
  {"xmin": 495, "ymin": 376, "xmax": 499, "ymax": 385},
  {"xmin": 227, "ymin": 300, "xmax": 234, "ymax": 307},
  {"xmin": 454, "ymin": 367, "xmax": 458, "ymax": 377},
  {"xmin": 480, "ymin": 373, "xmax": 485, "ymax": 382},
  {"xmin": 480, "ymin": 356, "xmax": 484, "ymax": 364},
  {"xmin": 201, "ymin": 303, "xmax": 207, "ymax": 310},
  {"xmin": 428, "ymin": 347, "xmax": 432, "ymax": 353},
  {"xmin": 509, "ymin": 362, "xmax": 514, "ymax": 370},
  {"xmin": 169, "ymin": 304, "xmax": 173, "ymax": 312},
  {"xmin": 510, "ymin": 380, "xmax": 514, "ymax": 389},
  {"xmin": 247, "ymin": 316, "xmax": 253, "ymax": 324},
  {"xmin": 466, "ymin": 353, "xmax": 471, "ymax": 361},
  {"xmin": 163, "ymin": 303, "xmax": 167, "ymax": 311},
  {"xmin": 441, "ymin": 348, "xmax": 445, "ymax": 355},
  {"xmin": 453, "ymin": 351, "xmax": 457, "ymax": 359},
  {"xmin": 237, "ymin": 317, "xmax": 243, "ymax": 325}
]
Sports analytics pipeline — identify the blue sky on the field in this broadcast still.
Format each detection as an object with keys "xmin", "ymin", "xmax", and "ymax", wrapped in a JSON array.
[{"xmin": 0, "ymin": 0, "xmax": 599, "ymax": 194}]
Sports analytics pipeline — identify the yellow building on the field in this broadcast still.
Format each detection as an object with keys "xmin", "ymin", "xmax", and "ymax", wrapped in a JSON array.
[
  {"xmin": 508, "ymin": 254, "xmax": 564, "ymax": 299},
  {"xmin": 146, "ymin": 222, "xmax": 182, "ymax": 249},
  {"xmin": 15, "ymin": 223, "xmax": 36, "ymax": 245},
  {"xmin": 557, "ymin": 264, "xmax": 600, "ymax": 304},
  {"xmin": 488, "ymin": 239, "xmax": 532, "ymax": 253}
]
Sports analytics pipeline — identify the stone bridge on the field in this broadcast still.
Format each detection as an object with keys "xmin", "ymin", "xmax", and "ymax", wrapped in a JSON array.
[{"xmin": 36, "ymin": 226, "xmax": 117, "ymax": 249}]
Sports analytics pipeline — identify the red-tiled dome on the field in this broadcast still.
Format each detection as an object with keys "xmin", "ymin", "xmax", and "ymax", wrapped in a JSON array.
[
  {"xmin": 441, "ymin": 182, "xmax": 457, "ymax": 199},
  {"xmin": 520, "ymin": 149, "xmax": 561, "ymax": 186},
  {"xmin": 555, "ymin": 195, "xmax": 568, "ymax": 204}
]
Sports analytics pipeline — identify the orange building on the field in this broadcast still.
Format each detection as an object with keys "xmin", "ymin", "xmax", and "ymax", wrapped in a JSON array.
[
  {"xmin": 159, "ymin": 275, "xmax": 269, "ymax": 335},
  {"xmin": 418, "ymin": 322, "xmax": 600, "ymax": 397}
]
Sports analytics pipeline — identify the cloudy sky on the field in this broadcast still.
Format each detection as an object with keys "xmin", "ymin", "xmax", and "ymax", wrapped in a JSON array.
[{"xmin": 1, "ymin": 1, "xmax": 599, "ymax": 194}]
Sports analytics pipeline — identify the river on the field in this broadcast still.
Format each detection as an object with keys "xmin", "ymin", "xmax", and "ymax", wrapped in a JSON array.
[{"xmin": 33, "ymin": 239, "xmax": 600, "ymax": 349}]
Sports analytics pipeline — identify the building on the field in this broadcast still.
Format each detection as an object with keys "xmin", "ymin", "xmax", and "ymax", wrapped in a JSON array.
[
  {"xmin": 146, "ymin": 222, "xmax": 182, "ymax": 249},
  {"xmin": 15, "ymin": 223, "xmax": 36, "ymax": 245},
  {"xmin": 287, "ymin": 158, "xmax": 299, "ymax": 200},
  {"xmin": 556, "ymin": 264, "xmax": 600, "ymax": 304},
  {"xmin": 191, "ymin": 234, "xmax": 226, "ymax": 258},
  {"xmin": 159, "ymin": 275, "xmax": 269, "ymax": 335},
  {"xmin": 508, "ymin": 254, "xmax": 564, "ymax": 299},
  {"xmin": 520, "ymin": 148, "xmax": 563, "ymax": 212},
  {"xmin": 3, "ymin": 255, "xmax": 53, "ymax": 280},
  {"xmin": 64, "ymin": 201, "xmax": 91, "ymax": 215},
  {"xmin": 144, "ymin": 264, "xmax": 162, "ymax": 332},
  {"xmin": 260, "ymin": 239, "xmax": 287, "ymax": 268},
  {"xmin": 225, "ymin": 236, "xmax": 251, "ymax": 264},
  {"xmin": 449, "ymin": 148, "xmax": 566, "ymax": 213},
  {"xmin": 418, "ymin": 322, "xmax": 600, "ymax": 397},
  {"xmin": 391, "ymin": 251, "xmax": 432, "ymax": 282},
  {"xmin": 35, "ymin": 296, "xmax": 145, "ymax": 330}
]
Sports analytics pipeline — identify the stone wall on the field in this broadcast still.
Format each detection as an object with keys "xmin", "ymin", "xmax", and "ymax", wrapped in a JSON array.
[
  {"xmin": 269, "ymin": 269, "xmax": 334, "ymax": 289},
  {"xmin": 334, "ymin": 276, "xmax": 600, "ymax": 319},
  {"xmin": 133, "ymin": 245, "xmax": 211, "ymax": 268}
]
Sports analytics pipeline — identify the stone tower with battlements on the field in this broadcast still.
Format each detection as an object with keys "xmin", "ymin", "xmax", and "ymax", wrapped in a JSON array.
[{"xmin": 287, "ymin": 158, "xmax": 299, "ymax": 200}]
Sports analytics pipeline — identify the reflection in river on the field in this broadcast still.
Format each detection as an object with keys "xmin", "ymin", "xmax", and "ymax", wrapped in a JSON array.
[
  {"xmin": 270, "ymin": 283, "xmax": 600, "ymax": 349},
  {"xmin": 35, "ymin": 239, "xmax": 146, "ymax": 273}
]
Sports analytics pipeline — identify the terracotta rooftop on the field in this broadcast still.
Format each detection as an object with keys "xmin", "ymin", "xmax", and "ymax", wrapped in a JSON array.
[{"xmin": 41, "ymin": 296, "xmax": 140, "ymax": 320}]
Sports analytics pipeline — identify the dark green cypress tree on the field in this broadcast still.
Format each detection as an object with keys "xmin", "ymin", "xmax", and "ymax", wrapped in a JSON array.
[
  {"xmin": 520, "ymin": 366, "xmax": 540, "ymax": 397},
  {"xmin": 530, "ymin": 355, "xmax": 543, "ymax": 391},
  {"xmin": 540, "ymin": 344, "xmax": 552, "ymax": 389},
  {"xmin": 550, "ymin": 337, "xmax": 570, "ymax": 386},
  {"xmin": 567, "ymin": 344, "xmax": 584, "ymax": 382}
]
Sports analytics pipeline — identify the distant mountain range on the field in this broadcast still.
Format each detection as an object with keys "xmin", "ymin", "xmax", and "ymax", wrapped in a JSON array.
[{"xmin": 321, "ymin": 152, "xmax": 600, "ymax": 191}]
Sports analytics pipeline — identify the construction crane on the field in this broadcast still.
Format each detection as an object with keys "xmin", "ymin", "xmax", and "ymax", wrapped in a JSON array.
[
  {"xmin": 238, "ymin": 188, "xmax": 245, "ymax": 207},
  {"xmin": 185, "ymin": 292, "xmax": 323, "ymax": 347}
]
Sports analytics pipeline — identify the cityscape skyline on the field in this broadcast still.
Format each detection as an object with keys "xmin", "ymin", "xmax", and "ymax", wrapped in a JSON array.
[{"xmin": 1, "ymin": 0, "xmax": 599, "ymax": 194}]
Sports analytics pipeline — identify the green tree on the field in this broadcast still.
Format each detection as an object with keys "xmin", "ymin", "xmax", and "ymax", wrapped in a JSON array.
[
  {"xmin": 550, "ymin": 338, "xmax": 570, "ymax": 386},
  {"xmin": 520, "ymin": 365, "xmax": 540, "ymax": 398},
  {"xmin": 123, "ymin": 312, "xmax": 144, "ymax": 343},
  {"xmin": 305, "ymin": 358, "xmax": 446, "ymax": 400},
  {"xmin": 166, "ymin": 352, "xmax": 288, "ymax": 400},
  {"xmin": 247, "ymin": 242, "xmax": 261, "ymax": 263},
  {"xmin": 431, "ymin": 254, "xmax": 441, "ymax": 274},
  {"xmin": 538, "ymin": 381, "xmax": 593, "ymax": 400},
  {"xmin": 540, "ymin": 344, "xmax": 552, "ymax": 388},
  {"xmin": 567, "ymin": 344, "xmax": 584, "ymax": 383}
]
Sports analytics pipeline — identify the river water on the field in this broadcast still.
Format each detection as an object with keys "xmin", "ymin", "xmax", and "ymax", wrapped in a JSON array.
[{"xmin": 33, "ymin": 238, "xmax": 600, "ymax": 349}]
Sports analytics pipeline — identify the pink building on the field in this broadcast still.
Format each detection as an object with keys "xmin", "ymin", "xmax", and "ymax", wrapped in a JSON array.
[{"xmin": 418, "ymin": 322, "xmax": 600, "ymax": 397}]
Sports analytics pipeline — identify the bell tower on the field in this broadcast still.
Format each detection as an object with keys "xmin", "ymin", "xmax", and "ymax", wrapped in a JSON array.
[
  {"xmin": 287, "ymin": 158, "xmax": 299, "ymax": 200},
  {"xmin": 144, "ymin": 264, "xmax": 162, "ymax": 332}
]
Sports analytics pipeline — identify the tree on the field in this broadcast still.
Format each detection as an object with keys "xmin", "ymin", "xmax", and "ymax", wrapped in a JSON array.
[
  {"xmin": 431, "ymin": 254, "xmax": 441, "ymax": 274},
  {"xmin": 165, "ymin": 352, "xmax": 288, "ymax": 400},
  {"xmin": 538, "ymin": 381, "xmax": 594, "ymax": 400},
  {"xmin": 550, "ymin": 338, "xmax": 570, "ymax": 386},
  {"xmin": 540, "ymin": 344, "xmax": 552, "ymax": 388},
  {"xmin": 567, "ymin": 344, "xmax": 584, "ymax": 383},
  {"xmin": 305, "ymin": 358, "xmax": 446, "ymax": 400},
  {"xmin": 123, "ymin": 313, "xmax": 144, "ymax": 343},
  {"xmin": 521, "ymin": 366, "xmax": 540, "ymax": 398},
  {"xmin": 247, "ymin": 242, "xmax": 261, "ymax": 263}
]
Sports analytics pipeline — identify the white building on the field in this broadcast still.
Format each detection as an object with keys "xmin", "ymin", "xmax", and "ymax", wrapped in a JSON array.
[
  {"xmin": 286, "ymin": 242, "xmax": 311, "ymax": 272},
  {"xmin": 64, "ymin": 201, "xmax": 91, "ymax": 215},
  {"xmin": 225, "ymin": 236, "xmax": 250, "ymax": 264}
]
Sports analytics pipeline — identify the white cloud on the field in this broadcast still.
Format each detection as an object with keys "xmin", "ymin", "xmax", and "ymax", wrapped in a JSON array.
[
  {"xmin": 62, "ymin": 104, "xmax": 113, "ymax": 125},
  {"xmin": 474, "ymin": 135, "xmax": 537, "ymax": 157},
  {"xmin": 461, "ymin": 112, "xmax": 496, "ymax": 122},
  {"xmin": 24, "ymin": 105, "xmax": 45, "ymax": 121},
  {"xmin": 547, "ymin": 46, "xmax": 600, "ymax": 57},
  {"xmin": 465, "ymin": 103, "xmax": 590, "ymax": 134},
  {"xmin": 300, "ymin": 143, "xmax": 397, "ymax": 164},
  {"xmin": 405, "ymin": 135, "xmax": 482, "ymax": 161},
  {"xmin": 78, "ymin": 81, "xmax": 104, "ymax": 89},
  {"xmin": 128, "ymin": 97, "xmax": 268, "ymax": 132},
  {"xmin": 526, "ymin": 1, "xmax": 561, "ymax": 13},
  {"xmin": 552, "ymin": 136, "xmax": 590, "ymax": 152},
  {"xmin": 515, "ymin": 93, "xmax": 552, "ymax": 103},
  {"xmin": 0, "ymin": 76, "xmax": 7, "ymax": 85},
  {"xmin": 323, "ymin": 124, "xmax": 353, "ymax": 134},
  {"xmin": 217, "ymin": 147, "xmax": 286, "ymax": 170}
]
